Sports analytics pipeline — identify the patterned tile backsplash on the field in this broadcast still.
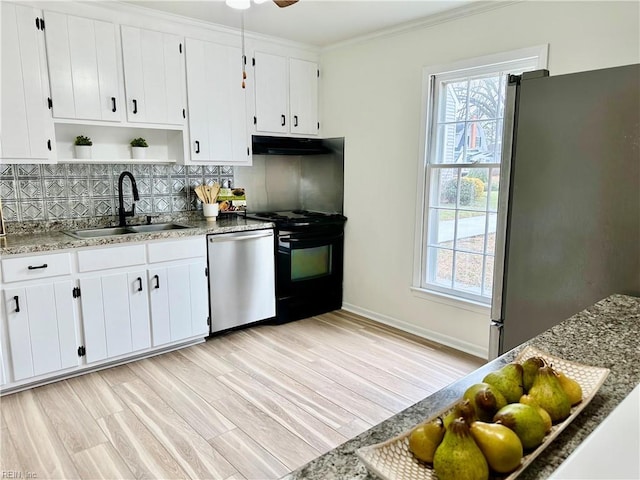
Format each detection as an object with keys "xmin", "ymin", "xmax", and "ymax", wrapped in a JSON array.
[{"xmin": 0, "ymin": 163, "xmax": 234, "ymax": 223}]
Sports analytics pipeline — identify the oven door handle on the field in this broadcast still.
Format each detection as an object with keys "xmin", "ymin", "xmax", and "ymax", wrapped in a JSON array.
[{"xmin": 280, "ymin": 233, "xmax": 343, "ymax": 244}]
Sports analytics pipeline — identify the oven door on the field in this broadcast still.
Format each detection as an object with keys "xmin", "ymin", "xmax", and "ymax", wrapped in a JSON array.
[{"xmin": 277, "ymin": 227, "xmax": 344, "ymax": 298}]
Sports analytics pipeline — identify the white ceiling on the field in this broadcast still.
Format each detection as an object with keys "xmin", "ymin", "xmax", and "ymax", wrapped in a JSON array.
[{"xmin": 122, "ymin": 0, "xmax": 477, "ymax": 47}]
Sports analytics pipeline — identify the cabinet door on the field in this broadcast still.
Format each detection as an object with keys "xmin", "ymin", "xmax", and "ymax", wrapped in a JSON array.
[
  {"xmin": 0, "ymin": 3, "xmax": 55, "ymax": 162},
  {"xmin": 80, "ymin": 271, "xmax": 150, "ymax": 364},
  {"xmin": 148, "ymin": 268, "xmax": 170, "ymax": 346},
  {"xmin": 3, "ymin": 281, "xmax": 77, "ymax": 381},
  {"xmin": 148, "ymin": 261, "xmax": 208, "ymax": 345},
  {"xmin": 44, "ymin": 12, "xmax": 120, "ymax": 122},
  {"xmin": 289, "ymin": 58, "xmax": 319, "ymax": 136},
  {"xmin": 253, "ymin": 51, "xmax": 288, "ymax": 134},
  {"xmin": 121, "ymin": 26, "xmax": 185, "ymax": 125},
  {"xmin": 186, "ymin": 38, "xmax": 249, "ymax": 165}
]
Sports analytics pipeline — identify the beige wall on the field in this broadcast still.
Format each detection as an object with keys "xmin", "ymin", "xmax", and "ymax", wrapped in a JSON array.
[{"xmin": 320, "ymin": 1, "xmax": 640, "ymax": 358}]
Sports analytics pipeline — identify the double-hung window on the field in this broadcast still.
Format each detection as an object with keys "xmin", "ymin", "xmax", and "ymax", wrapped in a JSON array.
[{"xmin": 415, "ymin": 47, "xmax": 547, "ymax": 305}]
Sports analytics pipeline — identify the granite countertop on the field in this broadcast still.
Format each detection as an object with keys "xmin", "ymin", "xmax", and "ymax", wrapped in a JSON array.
[
  {"xmin": 284, "ymin": 294, "xmax": 640, "ymax": 480},
  {"xmin": 0, "ymin": 213, "xmax": 274, "ymax": 256}
]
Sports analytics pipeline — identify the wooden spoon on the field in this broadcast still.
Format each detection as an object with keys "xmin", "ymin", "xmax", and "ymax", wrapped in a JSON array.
[{"xmin": 195, "ymin": 185, "xmax": 206, "ymax": 203}]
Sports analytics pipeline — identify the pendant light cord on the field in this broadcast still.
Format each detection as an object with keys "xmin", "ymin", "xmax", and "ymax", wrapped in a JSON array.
[{"xmin": 241, "ymin": 11, "xmax": 246, "ymax": 89}]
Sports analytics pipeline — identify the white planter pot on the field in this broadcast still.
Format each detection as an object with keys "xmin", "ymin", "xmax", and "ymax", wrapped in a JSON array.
[
  {"xmin": 74, "ymin": 145, "xmax": 92, "ymax": 159},
  {"xmin": 131, "ymin": 146, "xmax": 147, "ymax": 160}
]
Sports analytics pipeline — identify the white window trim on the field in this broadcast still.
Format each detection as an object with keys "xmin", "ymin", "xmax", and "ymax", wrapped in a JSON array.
[{"xmin": 412, "ymin": 45, "xmax": 549, "ymax": 305}]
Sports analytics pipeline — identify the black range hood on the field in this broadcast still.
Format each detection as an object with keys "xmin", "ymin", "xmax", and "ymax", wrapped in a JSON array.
[{"xmin": 252, "ymin": 135, "xmax": 332, "ymax": 155}]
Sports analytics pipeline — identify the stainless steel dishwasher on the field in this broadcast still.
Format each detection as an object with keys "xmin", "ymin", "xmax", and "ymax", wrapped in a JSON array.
[{"xmin": 207, "ymin": 229, "xmax": 276, "ymax": 333}]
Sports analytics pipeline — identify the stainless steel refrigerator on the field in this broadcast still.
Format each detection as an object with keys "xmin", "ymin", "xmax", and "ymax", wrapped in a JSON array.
[{"xmin": 489, "ymin": 64, "xmax": 640, "ymax": 359}]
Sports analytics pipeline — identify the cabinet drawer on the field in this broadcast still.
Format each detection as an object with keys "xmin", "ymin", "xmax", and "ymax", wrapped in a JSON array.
[
  {"xmin": 2, "ymin": 253, "xmax": 71, "ymax": 283},
  {"xmin": 77, "ymin": 244, "xmax": 146, "ymax": 272},
  {"xmin": 147, "ymin": 237, "xmax": 205, "ymax": 263}
]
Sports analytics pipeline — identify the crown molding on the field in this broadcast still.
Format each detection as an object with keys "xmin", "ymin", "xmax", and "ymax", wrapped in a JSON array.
[
  {"xmin": 321, "ymin": 0, "xmax": 522, "ymax": 53},
  {"xmin": 22, "ymin": 0, "xmax": 320, "ymax": 53},
  {"xmin": 108, "ymin": 0, "xmax": 320, "ymax": 52}
]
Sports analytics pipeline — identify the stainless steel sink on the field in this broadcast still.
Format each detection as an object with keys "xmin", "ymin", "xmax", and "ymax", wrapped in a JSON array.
[
  {"xmin": 64, "ymin": 226, "xmax": 133, "ymax": 238},
  {"xmin": 64, "ymin": 223, "xmax": 192, "ymax": 239},
  {"xmin": 128, "ymin": 223, "xmax": 191, "ymax": 233}
]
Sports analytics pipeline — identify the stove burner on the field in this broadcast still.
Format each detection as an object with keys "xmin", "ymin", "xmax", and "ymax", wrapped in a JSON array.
[
  {"xmin": 247, "ymin": 210, "xmax": 347, "ymax": 228},
  {"xmin": 254, "ymin": 212, "xmax": 289, "ymax": 220}
]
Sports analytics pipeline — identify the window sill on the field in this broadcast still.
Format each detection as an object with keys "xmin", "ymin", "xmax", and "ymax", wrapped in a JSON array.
[{"xmin": 410, "ymin": 286, "xmax": 491, "ymax": 315}]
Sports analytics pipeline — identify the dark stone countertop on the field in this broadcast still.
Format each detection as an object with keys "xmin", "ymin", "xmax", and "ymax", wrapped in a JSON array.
[
  {"xmin": 283, "ymin": 294, "xmax": 640, "ymax": 480},
  {"xmin": 0, "ymin": 213, "xmax": 273, "ymax": 256}
]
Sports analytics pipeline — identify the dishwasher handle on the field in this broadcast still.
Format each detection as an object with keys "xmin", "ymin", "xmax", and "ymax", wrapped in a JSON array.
[{"xmin": 209, "ymin": 231, "xmax": 273, "ymax": 243}]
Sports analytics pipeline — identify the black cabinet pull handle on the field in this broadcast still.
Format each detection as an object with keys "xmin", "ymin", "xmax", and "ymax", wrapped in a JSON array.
[
  {"xmin": 132, "ymin": 99, "xmax": 138, "ymax": 114},
  {"xmin": 111, "ymin": 97, "xmax": 117, "ymax": 112},
  {"xmin": 195, "ymin": 140, "xmax": 200, "ymax": 154},
  {"xmin": 294, "ymin": 115, "xmax": 298, "ymax": 127},
  {"xmin": 27, "ymin": 264, "xmax": 48, "ymax": 270},
  {"xmin": 13, "ymin": 296, "xmax": 20, "ymax": 313},
  {"xmin": 281, "ymin": 114, "xmax": 286, "ymax": 126},
  {"xmin": 136, "ymin": 277, "xmax": 143, "ymax": 292},
  {"xmin": 35, "ymin": 18, "xmax": 40, "ymax": 30},
  {"xmin": 47, "ymin": 139, "xmax": 52, "ymax": 151},
  {"xmin": 153, "ymin": 275, "xmax": 160, "ymax": 289}
]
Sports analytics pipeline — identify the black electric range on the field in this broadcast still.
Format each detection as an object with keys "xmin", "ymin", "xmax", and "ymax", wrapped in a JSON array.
[
  {"xmin": 246, "ymin": 209, "xmax": 347, "ymax": 229},
  {"xmin": 245, "ymin": 210, "xmax": 347, "ymax": 323}
]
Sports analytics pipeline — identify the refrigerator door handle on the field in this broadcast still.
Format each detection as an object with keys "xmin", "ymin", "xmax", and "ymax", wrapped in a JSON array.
[
  {"xmin": 491, "ymin": 76, "xmax": 520, "ymax": 323},
  {"xmin": 488, "ymin": 321, "xmax": 504, "ymax": 360}
]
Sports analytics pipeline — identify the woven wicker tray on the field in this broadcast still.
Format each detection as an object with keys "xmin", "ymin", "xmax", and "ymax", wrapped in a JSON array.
[{"xmin": 356, "ymin": 345, "xmax": 610, "ymax": 480}]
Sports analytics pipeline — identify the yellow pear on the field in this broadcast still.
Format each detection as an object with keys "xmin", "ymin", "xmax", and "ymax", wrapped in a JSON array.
[
  {"xmin": 470, "ymin": 421, "xmax": 523, "ymax": 474},
  {"xmin": 555, "ymin": 370, "xmax": 583, "ymax": 405}
]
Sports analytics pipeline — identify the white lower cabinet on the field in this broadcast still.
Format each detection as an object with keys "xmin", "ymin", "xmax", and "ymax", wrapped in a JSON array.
[
  {"xmin": 2, "ymin": 281, "xmax": 78, "ymax": 381},
  {"xmin": 148, "ymin": 261, "xmax": 208, "ymax": 346},
  {"xmin": 78, "ymin": 237, "xmax": 207, "ymax": 363},
  {"xmin": 79, "ymin": 270, "xmax": 151, "ymax": 364},
  {"xmin": 1, "ymin": 236, "xmax": 209, "ymax": 392}
]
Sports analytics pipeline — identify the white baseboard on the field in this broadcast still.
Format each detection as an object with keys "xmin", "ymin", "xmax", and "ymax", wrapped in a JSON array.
[{"xmin": 342, "ymin": 302, "xmax": 489, "ymax": 360}]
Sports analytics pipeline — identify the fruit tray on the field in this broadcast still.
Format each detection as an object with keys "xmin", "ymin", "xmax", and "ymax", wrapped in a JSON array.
[{"xmin": 355, "ymin": 345, "xmax": 610, "ymax": 480}]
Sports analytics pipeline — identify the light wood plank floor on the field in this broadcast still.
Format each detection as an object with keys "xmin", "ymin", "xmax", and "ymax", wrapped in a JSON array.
[{"xmin": 0, "ymin": 310, "xmax": 484, "ymax": 480}]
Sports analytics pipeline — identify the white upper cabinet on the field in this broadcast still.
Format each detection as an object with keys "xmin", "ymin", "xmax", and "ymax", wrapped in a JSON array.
[
  {"xmin": 44, "ymin": 12, "xmax": 121, "ymax": 122},
  {"xmin": 289, "ymin": 58, "xmax": 319, "ymax": 136},
  {"xmin": 121, "ymin": 26, "xmax": 186, "ymax": 126},
  {"xmin": 253, "ymin": 51, "xmax": 319, "ymax": 136},
  {"xmin": 0, "ymin": 2, "xmax": 55, "ymax": 162},
  {"xmin": 185, "ymin": 38, "xmax": 250, "ymax": 165},
  {"xmin": 254, "ymin": 51, "xmax": 289, "ymax": 134}
]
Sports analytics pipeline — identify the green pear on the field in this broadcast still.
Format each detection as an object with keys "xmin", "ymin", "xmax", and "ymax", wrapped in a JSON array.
[
  {"xmin": 470, "ymin": 421, "xmax": 523, "ymax": 473},
  {"xmin": 493, "ymin": 403, "xmax": 547, "ymax": 450},
  {"xmin": 408, "ymin": 417, "xmax": 445, "ymax": 463},
  {"xmin": 521, "ymin": 356, "xmax": 546, "ymax": 392},
  {"xmin": 528, "ymin": 366, "xmax": 571, "ymax": 423},
  {"xmin": 483, "ymin": 362, "xmax": 524, "ymax": 403},
  {"xmin": 433, "ymin": 417, "xmax": 489, "ymax": 480},
  {"xmin": 519, "ymin": 394, "xmax": 552, "ymax": 433},
  {"xmin": 463, "ymin": 383, "xmax": 507, "ymax": 422},
  {"xmin": 443, "ymin": 399, "xmax": 476, "ymax": 427}
]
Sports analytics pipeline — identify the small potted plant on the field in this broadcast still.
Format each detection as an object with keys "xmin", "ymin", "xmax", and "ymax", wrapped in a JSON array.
[
  {"xmin": 130, "ymin": 137, "xmax": 148, "ymax": 160},
  {"xmin": 74, "ymin": 135, "xmax": 93, "ymax": 159}
]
